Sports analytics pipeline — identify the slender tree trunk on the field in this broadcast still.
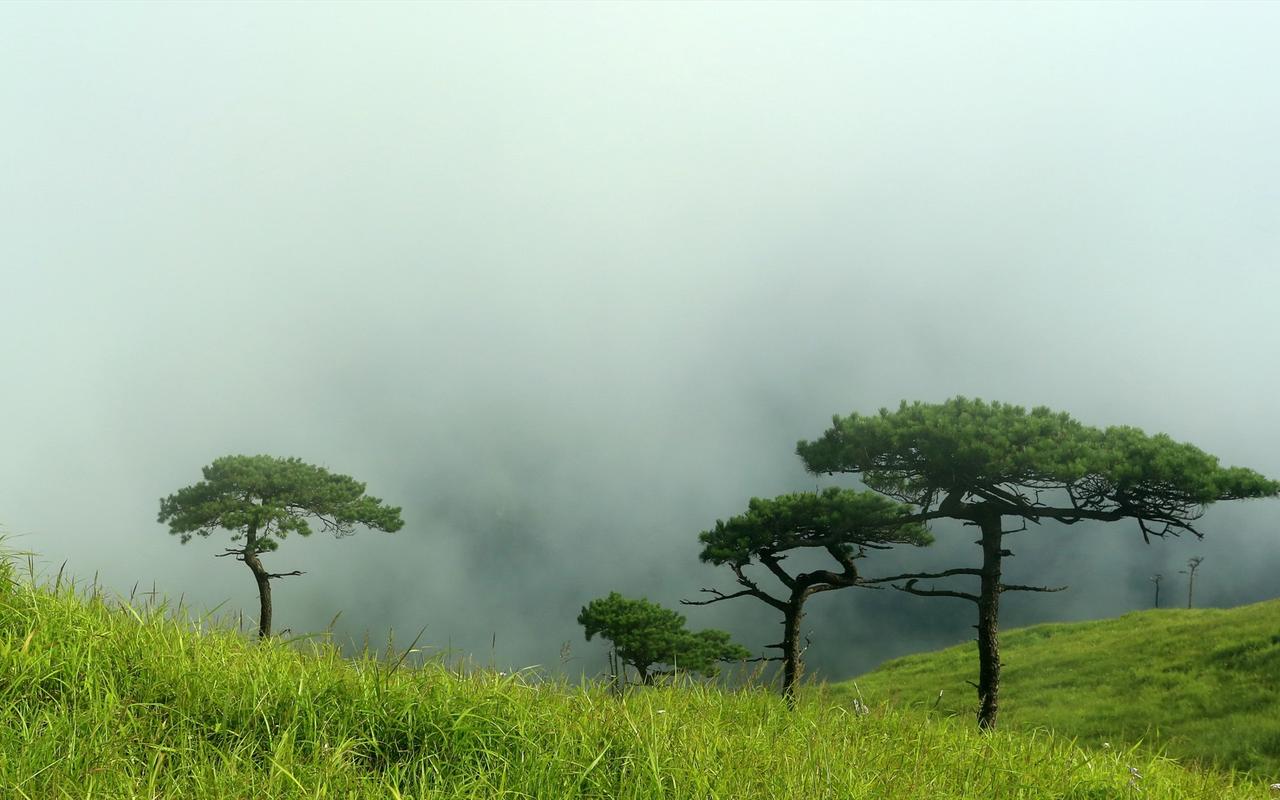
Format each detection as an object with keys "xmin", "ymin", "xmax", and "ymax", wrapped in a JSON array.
[
  {"xmin": 975, "ymin": 510, "xmax": 1003, "ymax": 730},
  {"xmin": 1186, "ymin": 572, "xmax": 1194, "ymax": 609},
  {"xmin": 781, "ymin": 591, "xmax": 810, "ymax": 707},
  {"xmin": 242, "ymin": 524, "xmax": 273, "ymax": 639}
]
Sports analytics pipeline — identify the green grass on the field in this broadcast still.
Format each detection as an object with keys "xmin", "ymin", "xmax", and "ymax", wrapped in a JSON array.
[
  {"xmin": 0, "ymin": 554, "xmax": 1265, "ymax": 798},
  {"xmin": 831, "ymin": 600, "xmax": 1280, "ymax": 779}
]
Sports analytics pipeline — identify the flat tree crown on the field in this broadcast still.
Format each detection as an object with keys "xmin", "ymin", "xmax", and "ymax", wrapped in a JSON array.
[
  {"xmin": 697, "ymin": 487, "xmax": 932, "ymax": 567},
  {"xmin": 158, "ymin": 454, "xmax": 404, "ymax": 549},
  {"xmin": 578, "ymin": 592, "xmax": 749, "ymax": 676},
  {"xmin": 796, "ymin": 397, "xmax": 1277, "ymax": 529}
]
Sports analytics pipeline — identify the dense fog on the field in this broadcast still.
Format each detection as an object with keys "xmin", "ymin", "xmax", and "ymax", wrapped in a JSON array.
[{"xmin": 3, "ymin": 2, "xmax": 1278, "ymax": 681}]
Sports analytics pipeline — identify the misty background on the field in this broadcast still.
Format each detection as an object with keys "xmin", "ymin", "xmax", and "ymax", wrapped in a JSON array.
[{"xmin": 2, "ymin": 2, "xmax": 1278, "ymax": 684}]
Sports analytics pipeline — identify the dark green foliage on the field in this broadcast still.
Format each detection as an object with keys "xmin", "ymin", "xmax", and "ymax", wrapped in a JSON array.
[
  {"xmin": 797, "ymin": 397, "xmax": 1277, "ymax": 536},
  {"xmin": 691, "ymin": 488, "xmax": 931, "ymax": 702},
  {"xmin": 798, "ymin": 397, "xmax": 1278, "ymax": 729},
  {"xmin": 158, "ymin": 454, "xmax": 404, "ymax": 550},
  {"xmin": 578, "ymin": 593, "xmax": 749, "ymax": 682},
  {"xmin": 158, "ymin": 455, "xmax": 404, "ymax": 637},
  {"xmin": 679, "ymin": 629, "xmax": 753, "ymax": 677},
  {"xmin": 698, "ymin": 488, "xmax": 932, "ymax": 566}
]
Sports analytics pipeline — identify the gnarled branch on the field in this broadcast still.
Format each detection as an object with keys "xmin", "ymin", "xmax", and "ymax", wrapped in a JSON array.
[
  {"xmin": 682, "ymin": 583, "xmax": 787, "ymax": 612},
  {"xmin": 893, "ymin": 578, "xmax": 979, "ymax": 603},
  {"xmin": 999, "ymin": 582, "xmax": 1067, "ymax": 594},
  {"xmin": 265, "ymin": 570, "xmax": 306, "ymax": 580},
  {"xmin": 861, "ymin": 567, "xmax": 982, "ymax": 585}
]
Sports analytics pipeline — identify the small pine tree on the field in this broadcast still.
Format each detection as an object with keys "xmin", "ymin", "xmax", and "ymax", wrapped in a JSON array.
[
  {"xmin": 159, "ymin": 455, "xmax": 404, "ymax": 638},
  {"xmin": 577, "ymin": 593, "xmax": 749, "ymax": 685}
]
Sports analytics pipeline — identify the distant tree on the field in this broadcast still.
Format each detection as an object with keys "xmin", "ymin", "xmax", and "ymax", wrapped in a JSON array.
[
  {"xmin": 1150, "ymin": 573, "xmax": 1163, "ymax": 608},
  {"xmin": 158, "ymin": 455, "xmax": 404, "ymax": 638},
  {"xmin": 1181, "ymin": 556, "xmax": 1205, "ymax": 609},
  {"xmin": 577, "ymin": 592, "xmax": 749, "ymax": 685},
  {"xmin": 798, "ymin": 397, "xmax": 1277, "ymax": 729},
  {"xmin": 684, "ymin": 488, "xmax": 931, "ymax": 703}
]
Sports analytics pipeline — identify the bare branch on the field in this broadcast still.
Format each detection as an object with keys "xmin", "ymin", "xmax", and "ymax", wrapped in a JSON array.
[
  {"xmin": 758, "ymin": 552, "xmax": 798, "ymax": 591},
  {"xmin": 1002, "ymin": 520, "xmax": 1029, "ymax": 536},
  {"xmin": 999, "ymin": 583, "xmax": 1067, "ymax": 594},
  {"xmin": 806, "ymin": 582, "xmax": 848, "ymax": 596},
  {"xmin": 862, "ymin": 567, "xmax": 982, "ymax": 585},
  {"xmin": 824, "ymin": 544, "xmax": 860, "ymax": 577},
  {"xmin": 265, "ymin": 570, "xmax": 306, "ymax": 580},
  {"xmin": 682, "ymin": 585, "xmax": 787, "ymax": 612},
  {"xmin": 681, "ymin": 587, "xmax": 756, "ymax": 605},
  {"xmin": 893, "ymin": 579, "xmax": 979, "ymax": 603}
]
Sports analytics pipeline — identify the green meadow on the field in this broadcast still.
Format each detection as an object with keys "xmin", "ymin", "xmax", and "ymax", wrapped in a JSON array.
[
  {"xmin": 834, "ymin": 599, "xmax": 1280, "ymax": 779},
  {"xmin": 0, "ymin": 552, "xmax": 1267, "ymax": 799}
]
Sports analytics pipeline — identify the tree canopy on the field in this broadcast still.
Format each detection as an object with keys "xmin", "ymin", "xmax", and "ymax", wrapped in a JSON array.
[
  {"xmin": 797, "ymin": 397, "xmax": 1277, "ymax": 539},
  {"xmin": 159, "ymin": 455, "xmax": 404, "ymax": 637},
  {"xmin": 578, "ymin": 592, "xmax": 750, "ymax": 684},
  {"xmin": 160, "ymin": 455, "xmax": 404, "ymax": 549},
  {"xmin": 796, "ymin": 397, "xmax": 1278, "ymax": 728},
  {"xmin": 689, "ymin": 488, "xmax": 931, "ymax": 702},
  {"xmin": 698, "ymin": 488, "xmax": 932, "ymax": 567}
]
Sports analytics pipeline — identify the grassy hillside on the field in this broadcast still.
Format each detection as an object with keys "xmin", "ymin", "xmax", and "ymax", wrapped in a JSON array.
[
  {"xmin": 0, "ymin": 555, "xmax": 1264, "ymax": 799},
  {"xmin": 832, "ymin": 600, "xmax": 1280, "ymax": 778}
]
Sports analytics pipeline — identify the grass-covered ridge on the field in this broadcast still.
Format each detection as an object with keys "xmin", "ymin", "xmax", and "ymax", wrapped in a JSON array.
[
  {"xmin": 834, "ymin": 599, "xmax": 1280, "ymax": 778},
  {"xmin": 0, "ymin": 555, "xmax": 1263, "ymax": 799}
]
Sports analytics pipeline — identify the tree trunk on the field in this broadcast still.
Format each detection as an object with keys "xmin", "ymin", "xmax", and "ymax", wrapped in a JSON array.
[
  {"xmin": 975, "ymin": 510, "xmax": 1003, "ymax": 730},
  {"xmin": 781, "ymin": 592, "xmax": 809, "ymax": 707},
  {"xmin": 243, "ymin": 524, "xmax": 273, "ymax": 639}
]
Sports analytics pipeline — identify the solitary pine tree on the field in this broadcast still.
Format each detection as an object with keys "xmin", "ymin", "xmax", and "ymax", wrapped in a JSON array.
[
  {"xmin": 578, "ymin": 592, "xmax": 750, "ymax": 685},
  {"xmin": 159, "ymin": 455, "xmax": 404, "ymax": 638},
  {"xmin": 798, "ymin": 397, "xmax": 1277, "ymax": 729},
  {"xmin": 1182, "ymin": 556, "xmax": 1205, "ymax": 609},
  {"xmin": 685, "ymin": 488, "xmax": 931, "ymax": 703}
]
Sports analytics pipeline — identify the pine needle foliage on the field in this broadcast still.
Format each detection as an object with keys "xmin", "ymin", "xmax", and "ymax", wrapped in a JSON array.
[
  {"xmin": 577, "ymin": 592, "xmax": 750, "ymax": 683},
  {"xmin": 797, "ymin": 397, "xmax": 1278, "ymax": 729},
  {"xmin": 158, "ymin": 454, "xmax": 403, "ymax": 637}
]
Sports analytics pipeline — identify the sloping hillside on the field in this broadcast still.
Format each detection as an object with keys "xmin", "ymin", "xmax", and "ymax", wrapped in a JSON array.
[
  {"xmin": 832, "ymin": 599, "xmax": 1280, "ymax": 777},
  {"xmin": 0, "ymin": 553, "xmax": 1264, "ymax": 799}
]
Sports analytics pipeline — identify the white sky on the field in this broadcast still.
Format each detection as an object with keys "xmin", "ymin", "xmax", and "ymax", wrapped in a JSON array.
[{"xmin": 2, "ymin": 1, "xmax": 1278, "ymax": 677}]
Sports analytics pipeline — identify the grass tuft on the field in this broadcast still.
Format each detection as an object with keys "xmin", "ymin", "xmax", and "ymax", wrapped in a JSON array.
[
  {"xmin": 833, "ymin": 600, "xmax": 1280, "ymax": 780},
  {"xmin": 0, "ymin": 552, "xmax": 1265, "ymax": 798}
]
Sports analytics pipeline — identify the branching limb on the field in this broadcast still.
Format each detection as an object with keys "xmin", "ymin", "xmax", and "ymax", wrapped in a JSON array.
[
  {"xmin": 1002, "ymin": 520, "xmax": 1029, "ymax": 536},
  {"xmin": 861, "ymin": 567, "xmax": 982, "ymax": 585},
  {"xmin": 758, "ymin": 552, "xmax": 798, "ymax": 591},
  {"xmin": 999, "ymin": 583, "xmax": 1067, "ymax": 594},
  {"xmin": 265, "ymin": 570, "xmax": 306, "ymax": 580},
  {"xmin": 681, "ymin": 587, "xmax": 759, "ymax": 605},
  {"xmin": 824, "ymin": 544, "xmax": 859, "ymax": 577},
  {"xmin": 1137, "ymin": 516, "xmax": 1197, "ymax": 542},
  {"xmin": 682, "ymin": 583, "xmax": 787, "ymax": 612},
  {"xmin": 805, "ymin": 581, "xmax": 851, "ymax": 595},
  {"xmin": 893, "ymin": 579, "xmax": 979, "ymax": 603}
]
